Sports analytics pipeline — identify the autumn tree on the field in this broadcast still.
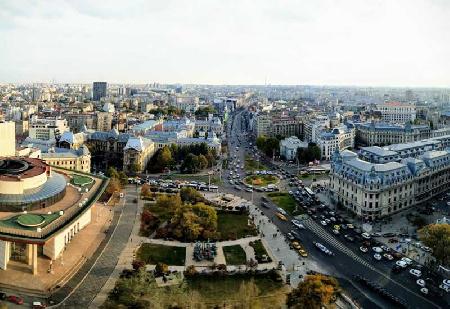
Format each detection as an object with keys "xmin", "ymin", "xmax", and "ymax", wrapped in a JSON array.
[
  {"xmin": 287, "ymin": 274, "xmax": 339, "ymax": 309},
  {"xmin": 419, "ymin": 224, "xmax": 450, "ymax": 266},
  {"xmin": 198, "ymin": 154, "xmax": 208, "ymax": 170},
  {"xmin": 155, "ymin": 194, "xmax": 182, "ymax": 214},
  {"xmin": 107, "ymin": 166, "xmax": 120, "ymax": 179},
  {"xmin": 180, "ymin": 187, "xmax": 204, "ymax": 204},
  {"xmin": 155, "ymin": 146, "xmax": 173, "ymax": 172},
  {"xmin": 106, "ymin": 177, "xmax": 121, "ymax": 195},
  {"xmin": 141, "ymin": 183, "xmax": 151, "ymax": 198}
]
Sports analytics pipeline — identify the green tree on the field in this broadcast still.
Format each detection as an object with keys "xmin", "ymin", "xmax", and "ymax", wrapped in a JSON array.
[
  {"xmin": 130, "ymin": 163, "xmax": 141, "ymax": 174},
  {"xmin": 419, "ymin": 224, "xmax": 450, "ymax": 266},
  {"xmin": 194, "ymin": 105, "xmax": 216, "ymax": 118},
  {"xmin": 156, "ymin": 146, "xmax": 173, "ymax": 172},
  {"xmin": 197, "ymin": 154, "xmax": 208, "ymax": 170},
  {"xmin": 155, "ymin": 194, "xmax": 182, "ymax": 214},
  {"xmin": 287, "ymin": 274, "xmax": 339, "ymax": 309},
  {"xmin": 118, "ymin": 171, "xmax": 128, "ymax": 186},
  {"xmin": 107, "ymin": 166, "xmax": 120, "ymax": 179},
  {"xmin": 181, "ymin": 153, "xmax": 198, "ymax": 173},
  {"xmin": 180, "ymin": 187, "xmax": 204, "ymax": 204}
]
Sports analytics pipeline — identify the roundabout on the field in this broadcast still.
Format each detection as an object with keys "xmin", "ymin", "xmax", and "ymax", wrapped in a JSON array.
[
  {"xmin": 16, "ymin": 214, "xmax": 46, "ymax": 227},
  {"xmin": 244, "ymin": 174, "xmax": 279, "ymax": 187}
]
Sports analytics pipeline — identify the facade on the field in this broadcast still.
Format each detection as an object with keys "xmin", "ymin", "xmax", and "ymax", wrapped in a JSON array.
[
  {"xmin": 29, "ymin": 118, "xmax": 69, "ymax": 141},
  {"xmin": 279, "ymin": 136, "xmax": 308, "ymax": 161},
  {"xmin": 256, "ymin": 113, "xmax": 272, "ymax": 137},
  {"xmin": 96, "ymin": 112, "xmax": 113, "ymax": 132},
  {"xmin": 0, "ymin": 121, "xmax": 16, "ymax": 156},
  {"xmin": 123, "ymin": 137, "xmax": 155, "ymax": 173},
  {"xmin": 93, "ymin": 82, "xmax": 107, "ymax": 101},
  {"xmin": 303, "ymin": 116, "xmax": 330, "ymax": 143},
  {"xmin": 375, "ymin": 102, "xmax": 416, "ymax": 123},
  {"xmin": 41, "ymin": 146, "xmax": 91, "ymax": 173},
  {"xmin": 330, "ymin": 144, "xmax": 450, "ymax": 220},
  {"xmin": 356, "ymin": 122, "xmax": 430, "ymax": 146},
  {"xmin": 173, "ymin": 95, "xmax": 199, "ymax": 113},
  {"xmin": 194, "ymin": 117, "xmax": 223, "ymax": 137},
  {"xmin": 317, "ymin": 124, "xmax": 355, "ymax": 160},
  {"xmin": 0, "ymin": 157, "xmax": 108, "ymax": 275},
  {"xmin": 272, "ymin": 116, "xmax": 303, "ymax": 138}
]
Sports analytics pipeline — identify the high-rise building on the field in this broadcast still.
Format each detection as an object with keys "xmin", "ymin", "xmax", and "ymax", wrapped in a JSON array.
[
  {"xmin": 92, "ymin": 82, "xmax": 107, "ymax": 101},
  {"xmin": 0, "ymin": 121, "xmax": 16, "ymax": 156}
]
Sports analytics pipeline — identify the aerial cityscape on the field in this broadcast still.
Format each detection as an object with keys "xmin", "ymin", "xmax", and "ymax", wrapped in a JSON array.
[{"xmin": 0, "ymin": 1, "xmax": 449, "ymax": 308}]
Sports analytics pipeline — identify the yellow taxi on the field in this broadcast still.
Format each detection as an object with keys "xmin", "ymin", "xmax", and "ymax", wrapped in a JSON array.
[
  {"xmin": 298, "ymin": 248, "xmax": 308, "ymax": 257},
  {"xmin": 291, "ymin": 241, "xmax": 301, "ymax": 250},
  {"xmin": 276, "ymin": 213, "xmax": 287, "ymax": 221}
]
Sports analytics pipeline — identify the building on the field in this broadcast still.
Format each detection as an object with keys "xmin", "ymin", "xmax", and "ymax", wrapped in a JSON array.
[
  {"xmin": 41, "ymin": 146, "xmax": 91, "ymax": 173},
  {"xmin": 303, "ymin": 116, "xmax": 330, "ymax": 143},
  {"xmin": 375, "ymin": 102, "xmax": 416, "ymax": 123},
  {"xmin": 0, "ymin": 157, "xmax": 108, "ymax": 275},
  {"xmin": 256, "ymin": 113, "xmax": 272, "ymax": 137},
  {"xmin": 330, "ymin": 144, "xmax": 450, "ymax": 220},
  {"xmin": 355, "ymin": 122, "xmax": 430, "ymax": 146},
  {"xmin": 123, "ymin": 137, "xmax": 155, "ymax": 173},
  {"xmin": 272, "ymin": 116, "xmax": 303, "ymax": 138},
  {"xmin": 29, "ymin": 117, "xmax": 69, "ymax": 141},
  {"xmin": 96, "ymin": 112, "xmax": 113, "ymax": 132},
  {"xmin": 317, "ymin": 124, "xmax": 355, "ymax": 160},
  {"xmin": 194, "ymin": 117, "xmax": 223, "ymax": 137},
  {"xmin": 0, "ymin": 121, "xmax": 16, "ymax": 156},
  {"xmin": 172, "ymin": 95, "xmax": 199, "ymax": 113},
  {"xmin": 93, "ymin": 82, "xmax": 107, "ymax": 101},
  {"xmin": 279, "ymin": 136, "xmax": 308, "ymax": 161}
]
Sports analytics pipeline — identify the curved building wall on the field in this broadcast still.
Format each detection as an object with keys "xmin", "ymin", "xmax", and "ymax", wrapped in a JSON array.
[{"xmin": 0, "ymin": 172, "xmax": 47, "ymax": 194}]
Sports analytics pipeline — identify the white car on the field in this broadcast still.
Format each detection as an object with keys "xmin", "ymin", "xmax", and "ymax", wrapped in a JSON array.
[
  {"xmin": 383, "ymin": 253, "xmax": 394, "ymax": 261},
  {"xmin": 373, "ymin": 253, "xmax": 382, "ymax": 261},
  {"xmin": 439, "ymin": 284, "xmax": 450, "ymax": 293},
  {"xmin": 320, "ymin": 220, "xmax": 327, "ymax": 226},
  {"xmin": 396, "ymin": 260, "xmax": 408, "ymax": 268},
  {"xmin": 359, "ymin": 246, "xmax": 369, "ymax": 253},
  {"xmin": 420, "ymin": 287, "xmax": 428, "ymax": 295},
  {"xmin": 416, "ymin": 279, "xmax": 426, "ymax": 287},
  {"xmin": 372, "ymin": 247, "xmax": 383, "ymax": 253},
  {"xmin": 409, "ymin": 269, "xmax": 422, "ymax": 277},
  {"xmin": 401, "ymin": 257, "xmax": 413, "ymax": 265},
  {"xmin": 361, "ymin": 232, "xmax": 371, "ymax": 239}
]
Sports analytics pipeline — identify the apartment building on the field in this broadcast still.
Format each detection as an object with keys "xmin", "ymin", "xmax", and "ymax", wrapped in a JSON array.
[
  {"xmin": 375, "ymin": 101, "xmax": 416, "ymax": 123},
  {"xmin": 29, "ymin": 117, "xmax": 69, "ymax": 141},
  {"xmin": 123, "ymin": 137, "xmax": 156, "ymax": 173},
  {"xmin": 303, "ymin": 115, "xmax": 330, "ymax": 143},
  {"xmin": 317, "ymin": 124, "xmax": 355, "ymax": 160},
  {"xmin": 356, "ymin": 122, "xmax": 430, "ymax": 146}
]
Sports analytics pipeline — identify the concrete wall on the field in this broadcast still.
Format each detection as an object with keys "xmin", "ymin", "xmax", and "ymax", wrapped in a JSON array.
[
  {"xmin": 0, "ymin": 172, "xmax": 47, "ymax": 194},
  {"xmin": 0, "ymin": 240, "xmax": 10, "ymax": 270},
  {"xmin": 43, "ymin": 208, "xmax": 92, "ymax": 260}
]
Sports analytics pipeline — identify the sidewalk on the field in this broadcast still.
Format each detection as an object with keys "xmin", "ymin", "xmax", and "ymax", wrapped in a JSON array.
[{"xmin": 88, "ymin": 193, "xmax": 143, "ymax": 309}]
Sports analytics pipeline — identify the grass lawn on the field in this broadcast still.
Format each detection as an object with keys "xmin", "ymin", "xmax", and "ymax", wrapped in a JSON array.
[
  {"xmin": 136, "ymin": 244, "xmax": 186, "ymax": 266},
  {"xmin": 71, "ymin": 174, "xmax": 94, "ymax": 188},
  {"xmin": 244, "ymin": 155, "xmax": 267, "ymax": 172},
  {"xmin": 267, "ymin": 192, "xmax": 298, "ymax": 214},
  {"xmin": 217, "ymin": 212, "xmax": 257, "ymax": 240},
  {"xmin": 244, "ymin": 174, "xmax": 278, "ymax": 187},
  {"xmin": 250, "ymin": 239, "xmax": 272, "ymax": 263},
  {"xmin": 223, "ymin": 245, "xmax": 247, "ymax": 265}
]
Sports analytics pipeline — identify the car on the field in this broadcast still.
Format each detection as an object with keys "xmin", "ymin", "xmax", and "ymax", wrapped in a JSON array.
[
  {"xmin": 287, "ymin": 233, "xmax": 295, "ymax": 240},
  {"xmin": 392, "ymin": 265, "xmax": 403, "ymax": 273},
  {"xmin": 32, "ymin": 302, "xmax": 47, "ymax": 309},
  {"xmin": 382, "ymin": 232, "xmax": 395, "ymax": 237},
  {"xmin": 409, "ymin": 269, "xmax": 422, "ymax": 277},
  {"xmin": 359, "ymin": 246, "xmax": 369, "ymax": 253},
  {"xmin": 324, "ymin": 219, "xmax": 331, "ymax": 224},
  {"xmin": 0, "ymin": 292, "xmax": 6, "ymax": 300},
  {"xmin": 7, "ymin": 295, "xmax": 24, "ymax": 305},
  {"xmin": 442, "ymin": 279, "xmax": 450, "ymax": 287},
  {"xmin": 261, "ymin": 202, "xmax": 270, "ymax": 208},
  {"xmin": 371, "ymin": 232, "xmax": 381, "ymax": 237},
  {"xmin": 372, "ymin": 247, "xmax": 383, "ymax": 253},
  {"xmin": 344, "ymin": 234, "xmax": 354, "ymax": 242},
  {"xmin": 439, "ymin": 284, "xmax": 450, "ymax": 293},
  {"xmin": 333, "ymin": 224, "xmax": 340, "ymax": 230},
  {"xmin": 332, "ymin": 229, "xmax": 340, "ymax": 235},
  {"xmin": 361, "ymin": 232, "xmax": 371, "ymax": 239},
  {"xmin": 298, "ymin": 249, "xmax": 308, "ymax": 257},
  {"xmin": 416, "ymin": 279, "xmax": 426, "ymax": 287},
  {"xmin": 320, "ymin": 220, "xmax": 327, "ymax": 226},
  {"xmin": 291, "ymin": 241, "xmax": 301, "ymax": 250},
  {"xmin": 395, "ymin": 260, "xmax": 408, "ymax": 268},
  {"xmin": 347, "ymin": 224, "xmax": 354, "ymax": 229},
  {"xmin": 244, "ymin": 188, "xmax": 253, "ymax": 192},
  {"xmin": 420, "ymin": 287, "xmax": 428, "ymax": 295},
  {"xmin": 276, "ymin": 213, "xmax": 287, "ymax": 221},
  {"xmin": 373, "ymin": 253, "xmax": 382, "ymax": 260},
  {"xmin": 400, "ymin": 257, "xmax": 413, "ymax": 265},
  {"xmin": 383, "ymin": 253, "xmax": 394, "ymax": 261},
  {"xmin": 291, "ymin": 219, "xmax": 305, "ymax": 229}
]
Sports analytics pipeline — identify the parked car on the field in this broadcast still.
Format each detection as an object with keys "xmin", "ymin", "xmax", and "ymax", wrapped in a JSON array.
[
  {"xmin": 359, "ymin": 246, "xmax": 368, "ymax": 253},
  {"xmin": 409, "ymin": 269, "xmax": 422, "ymax": 277},
  {"xmin": 7, "ymin": 295, "xmax": 24, "ymax": 305},
  {"xmin": 373, "ymin": 253, "xmax": 382, "ymax": 261}
]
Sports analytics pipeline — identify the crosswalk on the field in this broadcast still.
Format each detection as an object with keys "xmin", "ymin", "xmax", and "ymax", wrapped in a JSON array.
[{"xmin": 302, "ymin": 218, "xmax": 375, "ymax": 270}]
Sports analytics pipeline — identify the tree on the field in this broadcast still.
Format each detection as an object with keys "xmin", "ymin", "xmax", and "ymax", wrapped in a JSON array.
[
  {"xmin": 419, "ymin": 224, "xmax": 450, "ymax": 266},
  {"xmin": 156, "ymin": 146, "xmax": 173, "ymax": 172},
  {"xmin": 132, "ymin": 260, "xmax": 145, "ymax": 271},
  {"xmin": 180, "ymin": 187, "xmax": 204, "ymax": 204},
  {"xmin": 206, "ymin": 151, "xmax": 216, "ymax": 168},
  {"xmin": 181, "ymin": 153, "xmax": 198, "ymax": 173},
  {"xmin": 141, "ymin": 183, "xmax": 151, "ymax": 198},
  {"xmin": 118, "ymin": 171, "xmax": 128, "ymax": 186},
  {"xmin": 130, "ymin": 163, "xmax": 141, "ymax": 174},
  {"xmin": 155, "ymin": 194, "xmax": 182, "ymax": 214},
  {"xmin": 106, "ymin": 177, "xmax": 121, "ymax": 195},
  {"xmin": 194, "ymin": 105, "xmax": 216, "ymax": 118},
  {"xmin": 287, "ymin": 274, "xmax": 339, "ymax": 309},
  {"xmin": 197, "ymin": 154, "xmax": 208, "ymax": 170},
  {"xmin": 107, "ymin": 166, "xmax": 120, "ymax": 179}
]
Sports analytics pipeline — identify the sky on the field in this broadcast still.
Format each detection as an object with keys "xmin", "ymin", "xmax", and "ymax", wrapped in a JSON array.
[{"xmin": 0, "ymin": 0, "xmax": 449, "ymax": 87}]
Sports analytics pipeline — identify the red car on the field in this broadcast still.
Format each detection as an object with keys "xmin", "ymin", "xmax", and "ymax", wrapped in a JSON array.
[{"xmin": 7, "ymin": 295, "xmax": 24, "ymax": 305}]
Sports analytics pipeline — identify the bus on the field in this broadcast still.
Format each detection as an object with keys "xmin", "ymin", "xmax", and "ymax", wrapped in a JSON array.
[{"xmin": 304, "ymin": 187, "xmax": 315, "ymax": 197}]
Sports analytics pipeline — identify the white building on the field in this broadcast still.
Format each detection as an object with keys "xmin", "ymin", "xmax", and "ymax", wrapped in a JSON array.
[
  {"xmin": 173, "ymin": 95, "xmax": 199, "ymax": 113},
  {"xmin": 29, "ymin": 117, "xmax": 69, "ymax": 141},
  {"xmin": 0, "ymin": 121, "xmax": 16, "ymax": 156},
  {"xmin": 317, "ymin": 124, "xmax": 355, "ymax": 160},
  {"xmin": 303, "ymin": 115, "xmax": 330, "ymax": 143},
  {"xmin": 375, "ymin": 102, "xmax": 416, "ymax": 123},
  {"xmin": 280, "ymin": 136, "xmax": 308, "ymax": 161}
]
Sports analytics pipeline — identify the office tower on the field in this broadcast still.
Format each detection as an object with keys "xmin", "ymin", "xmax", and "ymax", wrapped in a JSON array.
[{"xmin": 92, "ymin": 82, "xmax": 107, "ymax": 101}]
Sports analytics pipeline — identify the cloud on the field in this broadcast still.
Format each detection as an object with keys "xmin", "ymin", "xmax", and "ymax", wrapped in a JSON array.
[{"xmin": 0, "ymin": 0, "xmax": 449, "ymax": 87}]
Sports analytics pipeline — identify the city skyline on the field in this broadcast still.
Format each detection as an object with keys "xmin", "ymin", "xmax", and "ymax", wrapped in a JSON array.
[{"xmin": 1, "ymin": 0, "xmax": 449, "ymax": 87}]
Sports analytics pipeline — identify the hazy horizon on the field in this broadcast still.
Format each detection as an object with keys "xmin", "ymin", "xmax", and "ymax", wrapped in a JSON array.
[{"xmin": 1, "ymin": 0, "xmax": 449, "ymax": 87}]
